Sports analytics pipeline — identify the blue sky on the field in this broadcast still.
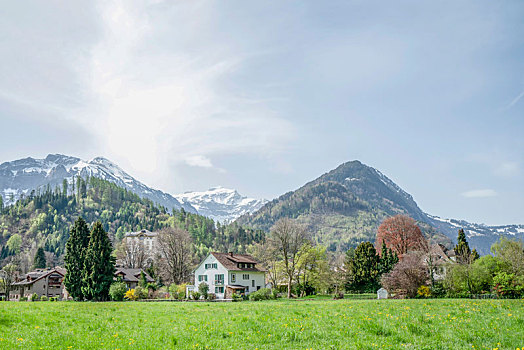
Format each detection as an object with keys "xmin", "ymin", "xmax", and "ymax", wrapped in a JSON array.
[{"xmin": 0, "ymin": 1, "xmax": 522, "ymax": 225}]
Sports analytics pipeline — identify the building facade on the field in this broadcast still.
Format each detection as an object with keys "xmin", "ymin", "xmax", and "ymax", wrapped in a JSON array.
[
  {"xmin": 188, "ymin": 252, "xmax": 266, "ymax": 299},
  {"xmin": 10, "ymin": 267, "xmax": 67, "ymax": 300}
]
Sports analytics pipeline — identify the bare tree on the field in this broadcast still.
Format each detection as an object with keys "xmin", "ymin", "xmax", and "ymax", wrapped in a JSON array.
[
  {"xmin": 381, "ymin": 252, "xmax": 429, "ymax": 298},
  {"xmin": 0, "ymin": 261, "xmax": 19, "ymax": 300},
  {"xmin": 156, "ymin": 227, "xmax": 193, "ymax": 285},
  {"xmin": 249, "ymin": 241, "xmax": 283, "ymax": 290},
  {"xmin": 115, "ymin": 239, "xmax": 148, "ymax": 269},
  {"xmin": 269, "ymin": 218, "xmax": 311, "ymax": 298}
]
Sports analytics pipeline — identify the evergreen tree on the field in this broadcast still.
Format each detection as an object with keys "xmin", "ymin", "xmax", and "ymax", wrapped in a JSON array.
[
  {"xmin": 454, "ymin": 229, "xmax": 478, "ymax": 264},
  {"xmin": 64, "ymin": 218, "xmax": 90, "ymax": 300},
  {"xmin": 379, "ymin": 242, "xmax": 399, "ymax": 275},
  {"xmin": 33, "ymin": 247, "xmax": 46, "ymax": 269},
  {"xmin": 82, "ymin": 222, "xmax": 115, "ymax": 301},
  {"xmin": 345, "ymin": 242, "xmax": 381, "ymax": 292}
]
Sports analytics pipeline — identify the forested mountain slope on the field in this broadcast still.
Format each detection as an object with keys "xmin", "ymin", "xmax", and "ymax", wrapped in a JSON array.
[{"xmin": 0, "ymin": 177, "xmax": 264, "ymax": 270}]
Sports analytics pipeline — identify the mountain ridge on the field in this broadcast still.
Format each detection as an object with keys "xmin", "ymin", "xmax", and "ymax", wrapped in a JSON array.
[
  {"xmin": 237, "ymin": 160, "xmax": 523, "ymax": 254},
  {"xmin": 0, "ymin": 154, "xmax": 196, "ymax": 213}
]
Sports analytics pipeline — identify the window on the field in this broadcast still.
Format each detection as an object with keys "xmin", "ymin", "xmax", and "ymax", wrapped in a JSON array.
[
  {"xmin": 231, "ymin": 274, "xmax": 236, "ymax": 283},
  {"xmin": 243, "ymin": 274, "xmax": 249, "ymax": 280},
  {"xmin": 214, "ymin": 274, "xmax": 224, "ymax": 285},
  {"xmin": 252, "ymin": 280, "xmax": 255, "ymax": 287},
  {"xmin": 198, "ymin": 275, "xmax": 208, "ymax": 282},
  {"xmin": 205, "ymin": 263, "xmax": 218, "ymax": 269},
  {"xmin": 215, "ymin": 286, "xmax": 224, "ymax": 294}
]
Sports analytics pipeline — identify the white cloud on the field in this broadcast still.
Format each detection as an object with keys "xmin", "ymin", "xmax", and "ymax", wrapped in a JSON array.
[
  {"xmin": 503, "ymin": 90, "xmax": 524, "ymax": 110},
  {"xmin": 185, "ymin": 155, "xmax": 213, "ymax": 168},
  {"xmin": 78, "ymin": 0, "xmax": 295, "ymax": 182},
  {"xmin": 494, "ymin": 161, "xmax": 520, "ymax": 178},
  {"xmin": 461, "ymin": 189, "xmax": 498, "ymax": 198}
]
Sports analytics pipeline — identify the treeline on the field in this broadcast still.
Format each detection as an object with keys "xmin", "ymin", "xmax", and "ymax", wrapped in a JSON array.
[{"xmin": 0, "ymin": 177, "xmax": 265, "ymax": 272}]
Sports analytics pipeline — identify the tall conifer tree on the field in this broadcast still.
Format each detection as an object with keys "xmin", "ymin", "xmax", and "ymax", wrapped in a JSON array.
[
  {"xmin": 64, "ymin": 217, "xmax": 90, "ymax": 300},
  {"xmin": 82, "ymin": 222, "xmax": 115, "ymax": 301},
  {"xmin": 33, "ymin": 247, "xmax": 46, "ymax": 269},
  {"xmin": 454, "ymin": 229, "xmax": 479, "ymax": 264}
]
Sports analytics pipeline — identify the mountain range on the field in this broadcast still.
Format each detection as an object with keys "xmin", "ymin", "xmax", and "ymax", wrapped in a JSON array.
[
  {"xmin": 237, "ymin": 161, "xmax": 523, "ymax": 254},
  {"xmin": 0, "ymin": 154, "xmax": 196, "ymax": 213},
  {"xmin": 0, "ymin": 155, "xmax": 521, "ymax": 254},
  {"xmin": 174, "ymin": 187, "xmax": 267, "ymax": 223}
]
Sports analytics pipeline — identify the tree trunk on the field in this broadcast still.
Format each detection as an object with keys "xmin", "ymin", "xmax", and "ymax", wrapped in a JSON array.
[{"xmin": 287, "ymin": 276, "xmax": 292, "ymax": 298}]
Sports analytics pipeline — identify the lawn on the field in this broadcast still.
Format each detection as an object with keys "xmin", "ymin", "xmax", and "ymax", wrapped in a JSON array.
[{"xmin": 0, "ymin": 299, "xmax": 523, "ymax": 349}]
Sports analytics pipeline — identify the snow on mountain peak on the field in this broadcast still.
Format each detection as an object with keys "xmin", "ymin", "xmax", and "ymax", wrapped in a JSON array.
[{"xmin": 175, "ymin": 187, "xmax": 267, "ymax": 223}]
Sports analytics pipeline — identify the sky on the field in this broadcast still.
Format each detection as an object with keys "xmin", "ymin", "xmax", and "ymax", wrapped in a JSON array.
[{"xmin": 0, "ymin": 0, "xmax": 523, "ymax": 225}]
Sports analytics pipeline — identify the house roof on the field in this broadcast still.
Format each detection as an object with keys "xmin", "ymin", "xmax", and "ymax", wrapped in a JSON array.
[
  {"xmin": 210, "ymin": 252, "xmax": 265, "ymax": 272},
  {"xmin": 12, "ymin": 267, "xmax": 65, "ymax": 286},
  {"xmin": 124, "ymin": 229, "xmax": 158, "ymax": 238},
  {"xmin": 114, "ymin": 268, "xmax": 155, "ymax": 283}
]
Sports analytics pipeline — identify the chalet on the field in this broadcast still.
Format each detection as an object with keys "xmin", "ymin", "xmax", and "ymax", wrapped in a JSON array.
[
  {"xmin": 10, "ymin": 267, "xmax": 67, "ymax": 300},
  {"xmin": 114, "ymin": 268, "xmax": 154, "ymax": 289},
  {"xmin": 187, "ymin": 252, "xmax": 266, "ymax": 299}
]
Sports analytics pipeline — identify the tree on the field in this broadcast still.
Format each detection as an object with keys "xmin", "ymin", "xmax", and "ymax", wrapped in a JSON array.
[
  {"xmin": 115, "ymin": 239, "xmax": 147, "ymax": 269},
  {"xmin": 198, "ymin": 282, "xmax": 209, "ymax": 299},
  {"xmin": 0, "ymin": 262, "xmax": 18, "ymax": 300},
  {"xmin": 454, "ymin": 229, "xmax": 479, "ymax": 264},
  {"xmin": 268, "ymin": 218, "xmax": 311, "ymax": 298},
  {"xmin": 156, "ymin": 227, "xmax": 193, "ymax": 285},
  {"xmin": 249, "ymin": 241, "xmax": 283, "ymax": 291},
  {"xmin": 491, "ymin": 237, "xmax": 524, "ymax": 277},
  {"xmin": 64, "ymin": 217, "xmax": 90, "ymax": 300},
  {"xmin": 295, "ymin": 244, "xmax": 331, "ymax": 296},
  {"xmin": 378, "ymin": 242, "xmax": 399, "ymax": 275},
  {"xmin": 82, "ymin": 222, "xmax": 116, "ymax": 301},
  {"xmin": 33, "ymin": 247, "xmax": 46, "ymax": 269},
  {"xmin": 6, "ymin": 234, "xmax": 22, "ymax": 255},
  {"xmin": 381, "ymin": 252, "xmax": 429, "ymax": 298},
  {"xmin": 345, "ymin": 242, "xmax": 381, "ymax": 292},
  {"xmin": 376, "ymin": 215, "xmax": 428, "ymax": 257}
]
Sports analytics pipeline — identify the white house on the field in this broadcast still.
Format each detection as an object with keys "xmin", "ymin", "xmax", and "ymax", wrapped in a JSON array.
[{"xmin": 187, "ymin": 252, "xmax": 266, "ymax": 299}]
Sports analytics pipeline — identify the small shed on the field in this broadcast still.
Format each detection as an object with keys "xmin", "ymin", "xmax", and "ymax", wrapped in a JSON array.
[{"xmin": 377, "ymin": 288, "xmax": 388, "ymax": 299}]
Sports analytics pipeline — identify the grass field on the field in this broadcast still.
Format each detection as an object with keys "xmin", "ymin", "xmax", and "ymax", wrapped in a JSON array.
[{"xmin": 0, "ymin": 299, "xmax": 523, "ymax": 349}]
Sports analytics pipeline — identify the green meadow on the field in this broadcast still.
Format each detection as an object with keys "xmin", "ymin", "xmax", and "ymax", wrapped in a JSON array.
[{"xmin": 0, "ymin": 299, "xmax": 523, "ymax": 349}]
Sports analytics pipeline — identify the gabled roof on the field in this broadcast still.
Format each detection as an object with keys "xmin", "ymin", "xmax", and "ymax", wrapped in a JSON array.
[
  {"xmin": 210, "ymin": 252, "xmax": 265, "ymax": 272},
  {"xmin": 12, "ymin": 267, "xmax": 65, "ymax": 286},
  {"xmin": 124, "ymin": 229, "xmax": 157, "ymax": 238},
  {"xmin": 115, "ymin": 268, "xmax": 154, "ymax": 283}
]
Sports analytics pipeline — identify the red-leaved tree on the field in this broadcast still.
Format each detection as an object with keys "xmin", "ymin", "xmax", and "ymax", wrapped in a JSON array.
[{"xmin": 376, "ymin": 215, "xmax": 428, "ymax": 257}]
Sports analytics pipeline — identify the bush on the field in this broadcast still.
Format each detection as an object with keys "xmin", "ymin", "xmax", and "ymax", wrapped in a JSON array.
[
  {"xmin": 168, "ymin": 284, "xmax": 179, "ymax": 299},
  {"xmin": 124, "ymin": 289, "xmax": 138, "ymax": 301},
  {"xmin": 271, "ymin": 289, "xmax": 280, "ymax": 299},
  {"xmin": 40, "ymin": 295, "xmax": 48, "ymax": 301},
  {"xmin": 109, "ymin": 282, "xmax": 128, "ymax": 301},
  {"xmin": 31, "ymin": 294, "xmax": 39, "ymax": 302},
  {"xmin": 232, "ymin": 293, "xmax": 243, "ymax": 302},
  {"xmin": 49, "ymin": 297, "xmax": 57, "ymax": 302},
  {"xmin": 134, "ymin": 286, "xmax": 148, "ymax": 299},
  {"xmin": 417, "ymin": 285, "xmax": 431, "ymax": 298},
  {"xmin": 198, "ymin": 283, "xmax": 209, "ymax": 300},
  {"xmin": 191, "ymin": 291, "xmax": 201, "ymax": 300},
  {"xmin": 430, "ymin": 281, "xmax": 446, "ymax": 298},
  {"xmin": 20, "ymin": 297, "xmax": 28, "ymax": 301},
  {"xmin": 249, "ymin": 288, "xmax": 274, "ymax": 301},
  {"xmin": 177, "ymin": 283, "xmax": 187, "ymax": 300},
  {"xmin": 206, "ymin": 293, "xmax": 216, "ymax": 301}
]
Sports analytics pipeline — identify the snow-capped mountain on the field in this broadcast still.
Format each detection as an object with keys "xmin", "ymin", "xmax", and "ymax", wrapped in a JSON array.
[
  {"xmin": 0, "ymin": 154, "xmax": 196, "ymax": 212},
  {"xmin": 175, "ymin": 186, "xmax": 267, "ymax": 223}
]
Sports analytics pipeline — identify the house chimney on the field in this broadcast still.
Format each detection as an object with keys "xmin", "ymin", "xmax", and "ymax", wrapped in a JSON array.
[{"xmin": 229, "ymin": 252, "xmax": 233, "ymax": 257}]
